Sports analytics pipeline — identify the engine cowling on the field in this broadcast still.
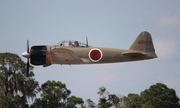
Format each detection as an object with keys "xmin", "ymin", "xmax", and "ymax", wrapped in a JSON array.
[{"xmin": 30, "ymin": 46, "xmax": 47, "ymax": 65}]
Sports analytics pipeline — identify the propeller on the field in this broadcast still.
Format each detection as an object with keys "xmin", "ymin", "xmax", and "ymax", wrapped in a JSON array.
[
  {"xmin": 86, "ymin": 36, "xmax": 88, "ymax": 47},
  {"xmin": 22, "ymin": 40, "xmax": 30, "ymax": 77}
]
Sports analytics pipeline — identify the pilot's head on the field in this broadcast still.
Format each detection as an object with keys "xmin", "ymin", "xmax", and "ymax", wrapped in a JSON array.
[{"xmin": 69, "ymin": 41, "xmax": 72, "ymax": 46}]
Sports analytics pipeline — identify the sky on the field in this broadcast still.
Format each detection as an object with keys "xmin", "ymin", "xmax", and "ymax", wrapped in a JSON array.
[{"xmin": 0, "ymin": 0, "xmax": 180, "ymax": 104}]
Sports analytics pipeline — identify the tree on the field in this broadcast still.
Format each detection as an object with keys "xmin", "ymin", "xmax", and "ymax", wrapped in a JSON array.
[
  {"xmin": 98, "ymin": 98, "xmax": 112, "ymax": 108},
  {"xmin": 0, "ymin": 52, "xmax": 40, "ymax": 107},
  {"xmin": 31, "ymin": 80, "xmax": 84, "ymax": 108},
  {"xmin": 140, "ymin": 83, "xmax": 180, "ymax": 108},
  {"xmin": 122, "ymin": 83, "xmax": 180, "ymax": 108},
  {"xmin": 67, "ymin": 96, "xmax": 84, "ymax": 108},
  {"xmin": 0, "ymin": 94, "xmax": 30, "ymax": 108},
  {"xmin": 40, "ymin": 80, "xmax": 71, "ymax": 107},
  {"xmin": 97, "ymin": 87, "xmax": 112, "ymax": 108},
  {"xmin": 108, "ymin": 94, "xmax": 121, "ymax": 108},
  {"xmin": 98, "ymin": 87, "xmax": 108, "ymax": 98},
  {"xmin": 86, "ymin": 99, "xmax": 97, "ymax": 108},
  {"xmin": 30, "ymin": 98, "xmax": 47, "ymax": 108},
  {"xmin": 123, "ymin": 93, "xmax": 141, "ymax": 108}
]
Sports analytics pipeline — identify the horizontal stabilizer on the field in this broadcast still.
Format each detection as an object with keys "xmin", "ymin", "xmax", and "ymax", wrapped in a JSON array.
[{"xmin": 122, "ymin": 52, "xmax": 146, "ymax": 57}]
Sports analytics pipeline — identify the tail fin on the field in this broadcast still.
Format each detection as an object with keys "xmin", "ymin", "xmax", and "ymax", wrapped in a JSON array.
[
  {"xmin": 129, "ymin": 31, "xmax": 157, "ymax": 58},
  {"xmin": 129, "ymin": 31, "xmax": 155, "ymax": 52}
]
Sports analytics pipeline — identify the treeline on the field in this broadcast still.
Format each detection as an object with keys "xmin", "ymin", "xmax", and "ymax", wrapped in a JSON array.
[{"xmin": 0, "ymin": 52, "xmax": 179, "ymax": 108}]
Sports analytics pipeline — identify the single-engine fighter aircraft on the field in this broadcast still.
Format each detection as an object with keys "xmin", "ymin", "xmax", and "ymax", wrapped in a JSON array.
[{"xmin": 22, "ymin": 31, "xmax": 157, "ymax": 76}]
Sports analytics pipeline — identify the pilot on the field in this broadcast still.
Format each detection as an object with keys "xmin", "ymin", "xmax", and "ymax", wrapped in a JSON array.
[{"xmin": 69, "ymin": 41, "xmax": 73, "ymax": 46}]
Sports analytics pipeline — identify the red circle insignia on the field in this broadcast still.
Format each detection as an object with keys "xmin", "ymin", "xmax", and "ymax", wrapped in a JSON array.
[{"xmin": 89, "ymin": 48, "xmax": 103, "ymax": 62}]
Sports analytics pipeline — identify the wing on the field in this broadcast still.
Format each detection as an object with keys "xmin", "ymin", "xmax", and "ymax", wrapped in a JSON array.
[{"xmin": 47, "ymin": 48, "xmax": 83, "ymax": 64}]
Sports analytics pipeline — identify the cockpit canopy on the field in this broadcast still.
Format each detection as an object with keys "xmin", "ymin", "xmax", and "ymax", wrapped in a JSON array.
[{"xmin": 57, "ymin": 40, "xmax": 89, "ymax": 47}]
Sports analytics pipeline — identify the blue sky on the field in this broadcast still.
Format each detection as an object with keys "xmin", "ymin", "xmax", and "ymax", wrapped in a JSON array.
[{"xmin": 0, "ymin": 0, "xmax": 180, "ymax": 103}]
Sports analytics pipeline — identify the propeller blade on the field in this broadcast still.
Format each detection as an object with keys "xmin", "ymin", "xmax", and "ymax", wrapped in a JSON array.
[
  {"xmin": 27, "ymin": 59, "xmax": 29, "ymax": 77},
  {"xmin": 86, "ymin": 36, "xmax": 88, "ymax": 47},
  {"xmin": 27, "ymin": 40, "xmax": 29, "ymax": 53}
]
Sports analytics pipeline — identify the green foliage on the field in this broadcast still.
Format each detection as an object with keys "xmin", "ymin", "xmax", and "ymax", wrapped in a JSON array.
[
  {"xmin": 0, "ymin": 52, "xmax": 40, "ymax": 107},
  {"xmin": 67, "ymin": 96, "xmax": 84, "ymax": 108},
  {"xmin": 97, "ymin": 83, "xmax": 180, "ymax": 108},
  {"xmin": 108, "ymin": 94, "xmax": 121, "ymax": 107},
  {"xmin": 31, "ymin": 80, "xmax": 84, "ymax": 108},
  {"xmin": 97, "ymin": 87, "xmax": 127, "ymax": 108},
  {"xmin": 97, "ymin": 87, "xmax": 112, "ymax": 108},
  {"xmin": 40, "ymin": 80, "xmax": 71, "ymax": 107},
  {"xmin": 123, "ymin": 93, "xmax": 141, "ymax": 108},
  {"xmin": 86, "ymin": 99, "xmax": 97, "ymax": 108},
  {"xmin": 30, "ymin": 98, "xmax": 47, "ymax": 108},
  {"xmin": 140, "ymin": 83, "xmax": 180, "ymax": 108},
  {"xmin": 98, "ymin": 86, "xmax": 107, "ymax": 98},
  {"xmin": 0, "ymin": 93, "xmax": 29, "ymax": 108},
  {"xmin": 98, "ymin": 98, "xmax": 112, "ymax": 108},
  {"xmin": 1, "ymin": 53, "xmax": 179, "ymax": 108},
  {"xmin": 122, "ymin": 83, "xmax": 180, "ymax": 108}
]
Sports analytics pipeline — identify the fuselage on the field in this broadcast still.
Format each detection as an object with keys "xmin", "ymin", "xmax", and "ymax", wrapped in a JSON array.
[{"xmin": 45, "ymin": 44, "xmax": 151, "ymax": 65}]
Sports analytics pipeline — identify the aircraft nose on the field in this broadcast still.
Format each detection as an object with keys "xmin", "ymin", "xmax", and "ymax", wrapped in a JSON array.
[{"xmin": 22, "ymin": 52, "xmax": 30, "ymax": 58}]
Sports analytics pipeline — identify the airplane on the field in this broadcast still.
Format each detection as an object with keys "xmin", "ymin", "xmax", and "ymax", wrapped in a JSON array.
[{"xmin": 22, "ymin": 31, "xmax": 157, "ymax": 76}]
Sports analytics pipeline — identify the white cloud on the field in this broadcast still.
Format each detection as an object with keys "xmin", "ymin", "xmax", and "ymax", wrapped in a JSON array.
[
  {"xmin": 160, "ymin": 15, "xmax": 180, "ymax": 27},
  {"xmin": 154, "ymin": 39, "xmax": 177, "ymax": 59}
]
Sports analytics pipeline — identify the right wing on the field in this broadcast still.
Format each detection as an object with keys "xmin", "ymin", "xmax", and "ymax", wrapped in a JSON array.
[{"xmin": 47, "ymin": 48, "xmax": 83, "ymax": 64}]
